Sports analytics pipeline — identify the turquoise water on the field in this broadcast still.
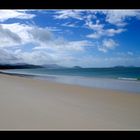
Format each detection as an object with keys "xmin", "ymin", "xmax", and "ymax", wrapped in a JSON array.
[
  {"xmin": 3, "ymin": 67, "xmax": 140, "ymax": 80},
  {"xmin": 2, "ymin": 67, "xmax": 140, "ymax": 93}
]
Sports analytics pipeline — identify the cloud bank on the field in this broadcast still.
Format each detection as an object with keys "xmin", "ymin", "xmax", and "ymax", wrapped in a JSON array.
[{"xmin": 0, "ymin": 10, "xmax": 140, "ymax": 67}]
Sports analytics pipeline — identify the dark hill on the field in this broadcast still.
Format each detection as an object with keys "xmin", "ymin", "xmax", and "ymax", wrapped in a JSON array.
[{"xmin": 0, "ymin": 64, "xmax": 42, "ymax": 69}]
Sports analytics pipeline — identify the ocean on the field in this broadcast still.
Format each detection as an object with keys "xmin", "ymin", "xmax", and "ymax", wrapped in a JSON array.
[{"xmin": 2, "ymin": 67, "xmax": 140, "ymax": 93}]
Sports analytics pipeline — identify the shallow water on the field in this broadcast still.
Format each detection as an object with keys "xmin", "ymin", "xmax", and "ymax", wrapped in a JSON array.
[
  {"xmin": 1, "ymin": 68, "xmax": 140, "ymax": 93},
  {"xmin": 35, "ymin": 75, "xmax": 140, "ymax": 93}
]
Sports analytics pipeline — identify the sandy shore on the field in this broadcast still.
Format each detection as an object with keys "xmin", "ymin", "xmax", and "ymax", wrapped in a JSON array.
[{"xmin": 0, "ymin": 74, "xmax": 140, "ymax": 130}]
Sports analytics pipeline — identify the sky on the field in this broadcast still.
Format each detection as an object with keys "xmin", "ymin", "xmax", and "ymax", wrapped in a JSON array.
[{"xmin": 0, "ymin": 10, "xmax": 140, "ymax": 67}]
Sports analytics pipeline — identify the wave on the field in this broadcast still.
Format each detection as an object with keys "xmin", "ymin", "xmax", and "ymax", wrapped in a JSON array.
[{"xmin": 118, "ymin": 77, "xmax": 139, "ymax": 81}]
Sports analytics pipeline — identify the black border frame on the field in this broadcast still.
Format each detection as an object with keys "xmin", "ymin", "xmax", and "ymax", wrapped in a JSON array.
[
  {"xmin": 0, "ymin": 0, "xmax": 140, "ymax": 136},
  {"xmin": 1, "ymin": 0, "xmax": 140, "ymax": 9}
]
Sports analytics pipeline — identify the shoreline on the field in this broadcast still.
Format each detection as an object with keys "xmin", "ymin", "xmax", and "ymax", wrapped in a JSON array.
[
  {"xmin": 0, "ymin": 70, "xmax": 140, "ymax": 94},
  {"xmin": 0, "ymin": 74, "xmax": 140, "ymax": 129}
]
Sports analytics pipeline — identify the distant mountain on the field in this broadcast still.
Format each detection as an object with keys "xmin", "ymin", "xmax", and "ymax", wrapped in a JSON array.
[
  {"xmin": 113, "ymin": 66, "xmax": 125, "ymax": 68},
  {"xmin": 73, "ymin": 66, "xmax": 82, "ymax": 69},
  {"xmin": 0, "ymin": 63, "xmax": 83, "ymax": 70},
  {"xmin": 43, "ymin": 64, "xmax": 83, "ymax": 69},
  {"xmin": 126, "ymin": 65, "xmax": 136, "ymax": 68},
  {"xmin": 42, "ymin": 64, "xmax": 66, "ymax": 69},
  {"xmin": 113, "ymin": 65, "xmax": 136, "ymax": 68},
  {"xmin": 0, "ymin": 63, "xmax": 42, "ymax": 69}
]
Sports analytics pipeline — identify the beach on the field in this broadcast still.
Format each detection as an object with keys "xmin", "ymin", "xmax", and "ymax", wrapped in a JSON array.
[{"xmin": 0, "ymin": 74, "xmax": 140, "ymax": 130}]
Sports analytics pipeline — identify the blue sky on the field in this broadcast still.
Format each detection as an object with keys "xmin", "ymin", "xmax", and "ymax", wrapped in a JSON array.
[{"xmin": 0, "ymin": 10, "xmax": 140, "ymax": 67}]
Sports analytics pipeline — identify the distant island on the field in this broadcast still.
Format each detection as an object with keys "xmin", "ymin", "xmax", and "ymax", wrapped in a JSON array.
[
  {"xmin": 43, "ymin": 64, "xmax": 66, "ymax": 69},
  {"xmin": 72, "ymin": 66, "xmax": 82, "ymax": 69},
  {"xmin": 0, "ymin": 63, "xmax": 42, "ymax": 70},
  {"xmin": 0, "ymin": 63, "xmax": 139, "ymax": 70},
  {"xmin": 113, "ymin": 65, "xmax": 136, "ymax": 68}
]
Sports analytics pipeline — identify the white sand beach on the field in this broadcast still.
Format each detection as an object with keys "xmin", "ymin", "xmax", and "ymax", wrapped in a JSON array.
[{"xmin": 0, "ymin": 74, "xmax": 140, "ymax": 130}]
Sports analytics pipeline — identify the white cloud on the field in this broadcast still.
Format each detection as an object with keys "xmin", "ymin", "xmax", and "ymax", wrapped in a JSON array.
[
  {"xmin": 54, "ymin": 10, "xmax": 83, "ymax": 20},
  {"xmin": 85, "ymin": 19, "xmax": 104, "ymax": 31},
  {"xmin": 1, "ymin": 23, "xmax": 33, "ymax": 44},
  {"xmin": 86, "ymin": 32, "xmax": 101, "ymax": 39},
  {"xmin": 45, "ymin": 26, "xmax": 61, "ymax": 32},
  {"xmin": 54, "ymin": 10, "xmax": 137, "ymax": 41},
  {"xmin": 0, "ymin": 25, "xmax": 21, "ymax": 48},
  {"xmin": 62, "ymin": 22, "xmax": 77, "ymax": 27},
  {"xmin": 20, "ymin": 37, "xmax": 92, "ymax": 65},
  {"xmin": 0, "ymin": 49, "xmax": 22, "ymax": 64},
  {"xmin": 86, "ymin": 28, "xmax": 125, "ymax": 39},
  {"xmin": 30, "ymin": 27, "xmax": 53, "ymax": 43},
  {"xmin": 54, "ymin": 10, "xmax": 140, "ymax": 28},
  {"xmin": 0, "ymin": 10, "xmax": 36, "ymax": 22},
  {"xmin": 17, "ymin": 51, "xmax": 58, "ymax": 65},
  {"xmin": 1, "ymin": 22, "xmax": 92, "ymax": 51},
  {"xmin": 98, "ymin": 39, "xmax": 118, "ymax": 52},
  {"xmin": 62, "ymin": 40, "xmax": 92, "ymax": 51},
  {"xmin": 54, "ymin": 10, "xmax": 98, "ymax": 21},
  {"xmin": 15, "ymin": 50, "xmax": 140, "ymax": 67},
  {"xmin": 85, "ymin": 15, "xmax": 126, "ymax": 39},
  {"xmin": 84, "ymin": 10, "xmax": 140, "ymax": 41},
  {"xmin": 0, "ymin": 10, "xmax": 139, "ymax": 67},
  {"xmin": 34, "ymin": 39, "xmax": 92, "ymax": 52},
  {"xmin": 1, "ymin": 23, "xmax": 54, "ymax": 46},
  {"xmin": 101, "ymin": 10, "xmax": 140, "ymax": 27},
  {"xmin": 105, "ymin": 28, "xmax": 126, "ymax": 36},
  {"xmin": 102, "ymin": 39, "xmax": 118, "ymax": 48},
  {"xmin": 0, "ymin": 22, "xmax": 93, "ymax": 65}
]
